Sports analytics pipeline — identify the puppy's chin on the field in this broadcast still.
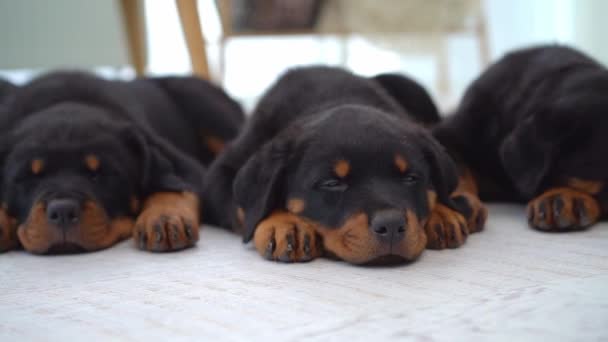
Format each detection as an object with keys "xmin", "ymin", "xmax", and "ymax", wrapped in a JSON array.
[
  {"xmin": 45, "ymin": 242, "xmax": 87, "ymax": 255},
  {"xmin": 362, "ymin": 254, "xmax": 413, "ymax": 266}
]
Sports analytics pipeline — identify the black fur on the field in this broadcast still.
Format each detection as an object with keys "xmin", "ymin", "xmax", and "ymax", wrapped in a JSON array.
[
  {"xmin": 434, "ymin": 45, "xmax": 608, "ymax": 202},
  {"xmin": 203, "ymin": 66, "xmax": 455, "ymax": 248},
  {"xmin": 0, "ymin": 71, "xmax": 243, "ymax": 253},
  {"xmin": 373, "ymin": 73, "xmax": 440, "ymax": 125}
]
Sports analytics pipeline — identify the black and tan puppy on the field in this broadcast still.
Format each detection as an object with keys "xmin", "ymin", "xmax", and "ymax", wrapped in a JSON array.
[
  {"xmin": 204, "ymin": 66, "xmax": 486, "ymax": 265},
  {"xmin": 0, "ymin": 71, "xmax": 243, "ymax": 254},
  {"xmin": 434, "ymin": 45, "xmax": 608, "ymax": 231}
]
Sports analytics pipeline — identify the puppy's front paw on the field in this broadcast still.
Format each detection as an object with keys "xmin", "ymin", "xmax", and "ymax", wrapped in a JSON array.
[
  {"xmin": 254, "ymin": 211, "xmax": 322, "ymax": 262},
  {"xmin": 133, "ymin": 193, "xmax": 200, "ymax": 252},
  {"xmin": 452, "ymin": 192, "xmax": 487, "ymax": 234},
  {"xmin": 0, "ymin": 210, "xmax": 18, "ymax": 253},
  {"xmin": 425, "ymin": 203, "xmax": 468, "ymax": 249},
  {"xmin": 527, "ymin": 188, "xmax": 600, "ymax": 231}
]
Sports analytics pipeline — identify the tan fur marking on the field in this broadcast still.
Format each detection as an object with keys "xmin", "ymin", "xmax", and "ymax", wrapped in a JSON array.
[
  {"xmin": 133, "ymin": 192, "xmax": 200, "ymax": 252},
  {"xmin": 287, "ymin": 198, "xmax": 306, "ymax": 214},
  {"xmin": 455, "ymin": 167, "xmax": 479, "ymax": 195},
  {"xmin": 395, "ymin": 154, "xmax": 408, "ymax": 173},
  {"xmin": 0, "ymin": 209, "xmax": 19, "ymax": 252},
  {"xmin": 236, "ymin": 207, "xmax": 245, "ymax": 227},
  {"xmin": 31, "ymin": 159, "xmax": 44, "ymax": 175},
  {"xmin": 334, "ymin": 159, "xmax": 350, "ymax": 178},
  {"xmin": 317, "ymin": 211, "xmax": 426, "ymax": 264},
  {"xmin": 254, "ymin": 211, "xmax": 322, "ymax": 262},
  {"xmin": 85, "ymin": 154, "xmax": 100, "ymax": 172},
  {"xmin": 425, "ymin": 203, "xmax": 468, "ymax": 250},
  {"xmin": 567, "ymin": 178, "xmax": 603, "ymax": 195},
  {"xmin": 16, "ymin": 200, "xmax": 133, "ymax": 254},
  {"xmin": 205, "ymin": 135, "xmax": 226, "ymax": 155},
  {"xmin": 130, "ymin": 196, "xmax": 140, "ymax": 214},
  {"xmin": 528, "ymin": 187, "xmax": 600, "ymax": 231},
  {"xmin": 427, "ymin": 190, "xmax": 437, "ymax": 212}
]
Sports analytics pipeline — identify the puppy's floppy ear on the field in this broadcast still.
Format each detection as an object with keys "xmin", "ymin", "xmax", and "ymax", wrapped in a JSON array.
[
  {"xmin": 499, "ymin": 105, "xmax": 580, "ymax": 198},
  {"xmin": 234, "ymin": 138, "xmax": 290, "ymax": 243},
  {"xmin": 414, "ymin": 130, "xmax": 459, "ymax": 207},
  {"xmin": 0, "ymin": 134, "xmax": 13, "ymax": 183},
  {"xmin": 120, "ymin": 125, "xmax": 205, "ymax": 196}
]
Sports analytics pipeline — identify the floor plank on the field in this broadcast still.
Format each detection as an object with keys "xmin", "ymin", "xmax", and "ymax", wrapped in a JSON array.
[{"xmin": 1, "ymin": 204, "xmax": 607, "ymax": 341}]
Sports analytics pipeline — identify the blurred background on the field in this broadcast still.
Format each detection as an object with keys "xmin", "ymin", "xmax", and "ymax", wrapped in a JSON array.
[{"xmin": 0, "ymin": 0, "xmax": 605, "ymax": 111}]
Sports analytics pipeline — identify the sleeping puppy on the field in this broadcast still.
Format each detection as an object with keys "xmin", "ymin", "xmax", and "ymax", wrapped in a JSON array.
[
  {"xmin": 0, "ymin": 71, "xmax": 243, "ymax": 254},
  {"xmin": 434, "ymin": 45, "xmax": 608, "ymax": 231},
  {"xmin": 0, "ymin": 79, "xmax": 18, "ymax": 103},
  {"xmin": 204, "ymin": 66, "xmax": 486, "ymax": 265}
]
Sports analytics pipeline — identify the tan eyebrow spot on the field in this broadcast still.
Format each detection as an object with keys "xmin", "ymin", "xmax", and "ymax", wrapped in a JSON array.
[
  {"xmin": 31, "ymin": 159, "xmax": 44, "ymax": 175},
  {"xmin": 85, "ymin": 154, "xmax": 100, "ymax": 171},
  {"xmin": 567, "ymin": 178, "xmax": 603, "ymax": 195},
  {"xmin": 334, "ymin": 159, "xmax": 350, "ymax": 178},
  {"xmin": 287, "ymin": 198, "xmax": 306, "ymax": 214},
  {"xmin": 395, "ymin": 154, "xmax": 408, "ymax": 173},
  {"xmin": 204, "ymin": 135, "xmax": 226, "ymax": 155}
]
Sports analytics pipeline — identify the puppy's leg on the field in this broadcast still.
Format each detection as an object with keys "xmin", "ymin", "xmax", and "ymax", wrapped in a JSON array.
[
  {"xmin": 424, "ymin": 201, "xmax": 469, "ymax": 249},
  {"xmin": 253, "ymin": 211, "xmax": 322, "ymax": 263},
  {"xmin": 424, "ymin": 167, "xmax": 487, "ymax": 249},
  {"xmin": 133, "ymin": 192, "xmax": 200, "ymax": 252},
  {"xmin": 451, "ymin": 167, "xmax": 487, "ymax": 234},
  {"xmin": 527, "ymin": 187, "xmax": 600, "ymax": 231},
  {"xmin": 0, "ymin": 209, "xmax": 19, "ymax": 252}
]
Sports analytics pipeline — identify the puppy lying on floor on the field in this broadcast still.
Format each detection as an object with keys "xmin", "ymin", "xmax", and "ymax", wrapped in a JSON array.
[
  {"xmin": 434, "ymin": 45, "xmax": 608, "ymax": 231},
  {"xmin": 0, "ymin": 71, "xmax": 243, "ymax": 254},
  {"xmin": 204, "ymin": 66, "xmax": 486, "ymax": 265}
]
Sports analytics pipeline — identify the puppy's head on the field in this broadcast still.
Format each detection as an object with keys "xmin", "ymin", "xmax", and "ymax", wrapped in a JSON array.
[
  {"xmin": 1, "ymin": 103, "xmax": 188, "ymax": 254},
  {"xmin": 234, "ymin": 105, "xmax": 458, "ymax": 264}
]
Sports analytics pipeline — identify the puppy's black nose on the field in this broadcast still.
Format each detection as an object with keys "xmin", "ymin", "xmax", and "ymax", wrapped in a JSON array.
[
  {"xmin": 371, "ymin": 210, "xmax": 406, "ymax": 240},
  {"xmin": 47, "ymin": 199, "xmax": 81, "ymax": 228}
]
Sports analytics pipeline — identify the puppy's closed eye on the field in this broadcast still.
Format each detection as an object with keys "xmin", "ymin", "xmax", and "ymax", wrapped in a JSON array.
[
  {"xmin": 315, "ymin": 178, "xmax": 348, "ymax": 192},
  {"xmin": 402, "ymin": 173, "xmax": 421, "ymax": 185}
]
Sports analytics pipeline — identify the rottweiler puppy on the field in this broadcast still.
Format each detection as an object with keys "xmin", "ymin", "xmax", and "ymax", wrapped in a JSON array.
[
  {"xmin": 204, "ymin": 66, "xmax": 486, "ymax": 265},
  {"xmin": 0, "ymin": 79, "xmax": 17, "ymax": 105},
  {"xmin": 0, "ymin": 71, "xmax": 243, "ymax": 254},
  {"xmin": 434, "ymin": 45, "xmax": 608, "ymax": 231}
]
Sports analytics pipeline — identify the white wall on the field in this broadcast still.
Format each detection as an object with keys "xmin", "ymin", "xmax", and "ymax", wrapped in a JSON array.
[{"xmin": 0, "ymin": 0, "xmax": 129, "ymax": 70}]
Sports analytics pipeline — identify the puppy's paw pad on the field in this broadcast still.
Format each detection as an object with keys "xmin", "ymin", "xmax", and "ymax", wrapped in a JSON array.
[
  {"xmin": 527, "ymin": 188, "xmax": 599, "ymax": 231},
  {"xmin": 452, "ymin": 192, "xmax": 487, "ymax": 234},
  {"xmin": 254, "ymin": 212, "xmax": 322, "ymax": 262},
  {"xmin": 134, "ymin": 211, "xmax": 198, "ymax": 252},
  {"xmin": 425, "ymin": 204, "xmax": 468, "ymax": 249}
]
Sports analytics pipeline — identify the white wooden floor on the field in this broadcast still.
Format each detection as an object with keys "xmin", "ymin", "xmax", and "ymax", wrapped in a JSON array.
[{"xmin": 1, "ymin": 204, "xmax": 607, "ymax": 341}]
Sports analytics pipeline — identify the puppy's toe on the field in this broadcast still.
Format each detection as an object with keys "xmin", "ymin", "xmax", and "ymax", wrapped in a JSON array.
[
  {"xmin": 452, "ymin": 192, "xmax": 488, "ymax": 234},
  {"xmin": 425, "ymin": 204, "xmax": 468, "ymax": 250},
  {"xmin": 254, "ymin": 212, "xmax": 322, "ymax": 262},
  {"xmin": 134, "ymin": 212, "xmax": 198, "ymax": 252},
  {"xmin": 527, "ymin": 188, "xmax": 600, "ymax": 231}
]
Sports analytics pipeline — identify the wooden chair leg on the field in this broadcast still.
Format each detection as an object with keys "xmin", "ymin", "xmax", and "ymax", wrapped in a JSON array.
[
  {"xmin": 436, "ymin": 36, "xmax": 450, "ymax": 97},
  {"xmin": 120, "ymin": 0, "xmax": 147, "ymax": 76},
  {"xmin": 477, "ymin": 20, "xmax": 491, "ymax": 67},
  {"xmin": 176, "ymin": 0, "xmax": 210, "ymax": 79}
]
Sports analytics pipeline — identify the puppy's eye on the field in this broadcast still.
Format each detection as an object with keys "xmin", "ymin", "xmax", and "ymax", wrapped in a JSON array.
[
  {"xmin": 317, "ymin": 179, "xmax": 348, "ymax": 192},
  {"xmin": 402, "ymin": 173, "xmax": 420, "ymax": 185}
]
